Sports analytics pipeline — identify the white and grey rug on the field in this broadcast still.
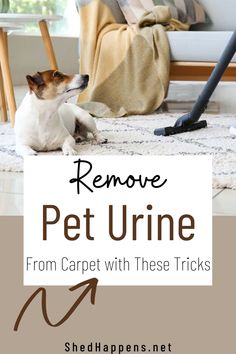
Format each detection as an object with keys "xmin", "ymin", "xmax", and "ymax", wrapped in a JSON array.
[{"xmin": 1, "ymin": 113, "xmax": 236, "ymax": 189}]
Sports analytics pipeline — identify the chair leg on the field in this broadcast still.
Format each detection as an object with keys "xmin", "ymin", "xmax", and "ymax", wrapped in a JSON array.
[
  {"xmin": 39, "ymin": 20, "xmax": 58, "ymax": 70},
  {"xmin": 0, "ymin": 29, "xmax": 16, "ymax": 127}
]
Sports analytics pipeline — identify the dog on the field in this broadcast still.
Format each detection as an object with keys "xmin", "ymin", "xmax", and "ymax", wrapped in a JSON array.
[{"xmin": 15, "ymin": 70, "xmax": 107, "ymax": 156}]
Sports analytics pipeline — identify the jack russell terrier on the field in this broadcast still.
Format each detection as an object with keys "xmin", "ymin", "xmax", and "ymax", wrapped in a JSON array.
[{"xmin": 15, "ymin": 70, "xmax": 107, "ymax": 156}]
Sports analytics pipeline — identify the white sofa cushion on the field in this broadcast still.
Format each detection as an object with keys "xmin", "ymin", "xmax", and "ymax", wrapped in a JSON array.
[{"xmin": 168, "ymin": 31, "xmax": 236, "ymax": 62}]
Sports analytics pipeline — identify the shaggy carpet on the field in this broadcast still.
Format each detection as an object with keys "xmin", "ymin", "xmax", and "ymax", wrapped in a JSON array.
[{"xmin": 1, "ymin": 113, "xmax": 236, "ymax": 189}]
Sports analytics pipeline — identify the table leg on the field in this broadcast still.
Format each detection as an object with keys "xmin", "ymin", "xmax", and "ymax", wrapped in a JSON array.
[
  {"xmin": 3, "ymin": 31, "xmax": 8, "ymax": 59},
  {"xmin": 0, "ymin": 64, "xmax": 8, "ymax": 122},
  {"xmin": 1, "ymin": 31, "xmax": 9, "ymax": 120},
  {"xmin": 39, "ymin": 20, "xmax": 58, "ymax": 70},
  {"xmin": 0, "ymin": 29, "xmax": 16, "ymax": 127}
]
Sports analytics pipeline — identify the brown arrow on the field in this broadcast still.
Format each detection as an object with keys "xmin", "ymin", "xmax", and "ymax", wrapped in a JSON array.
[{"xmin": 14, "ymin": 278, "xmax": 98, "ymax": 331}]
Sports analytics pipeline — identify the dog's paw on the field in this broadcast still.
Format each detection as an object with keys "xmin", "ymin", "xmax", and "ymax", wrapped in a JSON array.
[
  {"xmin": 94, "ymin": 134, "xmax": 108, "ymax": 145},
  {"xmin": 63, "ymin": 147, "xmax": 78, "ymax": 156},
  {"xmin": 21, "ymin": 149, "xmax": 38, "ymax": 156},
  {"xmin": 28, "ymin": 151, "xmax": 38, "ymax": 156}
]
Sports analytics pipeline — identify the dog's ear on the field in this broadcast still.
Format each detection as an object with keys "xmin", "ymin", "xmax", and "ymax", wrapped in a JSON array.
[
  {"xmin": 26, "ymin": 74, "xmax": 44, "ymax": 89},
  {"xmin": 26, "ymin": 75, "xmax": 34, "ymax": 85},
  {"xmin": 53, "ymin": 70, "xmax": 64, "ymax": 80}
]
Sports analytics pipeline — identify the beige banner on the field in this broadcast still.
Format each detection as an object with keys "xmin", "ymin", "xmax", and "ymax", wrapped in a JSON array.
[{"xmin": 1, "ymin": 217, "xmax": 235, "ymax": 354}]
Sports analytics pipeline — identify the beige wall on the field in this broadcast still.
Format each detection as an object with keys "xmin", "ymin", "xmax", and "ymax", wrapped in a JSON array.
[{"xmin": 8, "ymin": 34, "xmax": 79, "ymax": 86}]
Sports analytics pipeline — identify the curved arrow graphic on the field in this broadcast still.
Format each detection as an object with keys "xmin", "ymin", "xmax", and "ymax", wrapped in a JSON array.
[{"xmin": 14, "ymin": 278, "xmax": 98, "ymax": 331}]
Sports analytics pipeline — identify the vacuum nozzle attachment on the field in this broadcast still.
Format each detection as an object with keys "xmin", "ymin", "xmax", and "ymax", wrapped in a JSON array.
[{"xmin": 154, "ymin": 119, "xmax": 207, "ymax": 136}]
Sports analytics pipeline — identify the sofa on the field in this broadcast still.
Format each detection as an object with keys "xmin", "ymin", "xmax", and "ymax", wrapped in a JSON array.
[{"xmin": 92, "ymin": 0, "xmax": 236, "ymax": 81}]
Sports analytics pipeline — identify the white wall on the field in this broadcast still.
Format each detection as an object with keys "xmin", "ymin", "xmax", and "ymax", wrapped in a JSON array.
[{"xmin": 8, "ymin": 35, "xmax": 79, "ymax": 86}]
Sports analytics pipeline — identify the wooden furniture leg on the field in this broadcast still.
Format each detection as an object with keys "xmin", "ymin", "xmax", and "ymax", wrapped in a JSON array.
[
  {"xmin": 3, "ymin": 31, "xmax": 8, "ymax": 59},
  {"xmin": 0, "ymin": 29, "xmax": 16, "ymax": 127},
  {"xmin": 0, "ymin": 64, "xmax": 7, "ymax": 122},
  {"xmin": 39, "ymin": 20, "xmax": 58, "ymax": 70},
  {"xmin": 1, "ymin": 30, "xmax": 9, "ymax": 121}
]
